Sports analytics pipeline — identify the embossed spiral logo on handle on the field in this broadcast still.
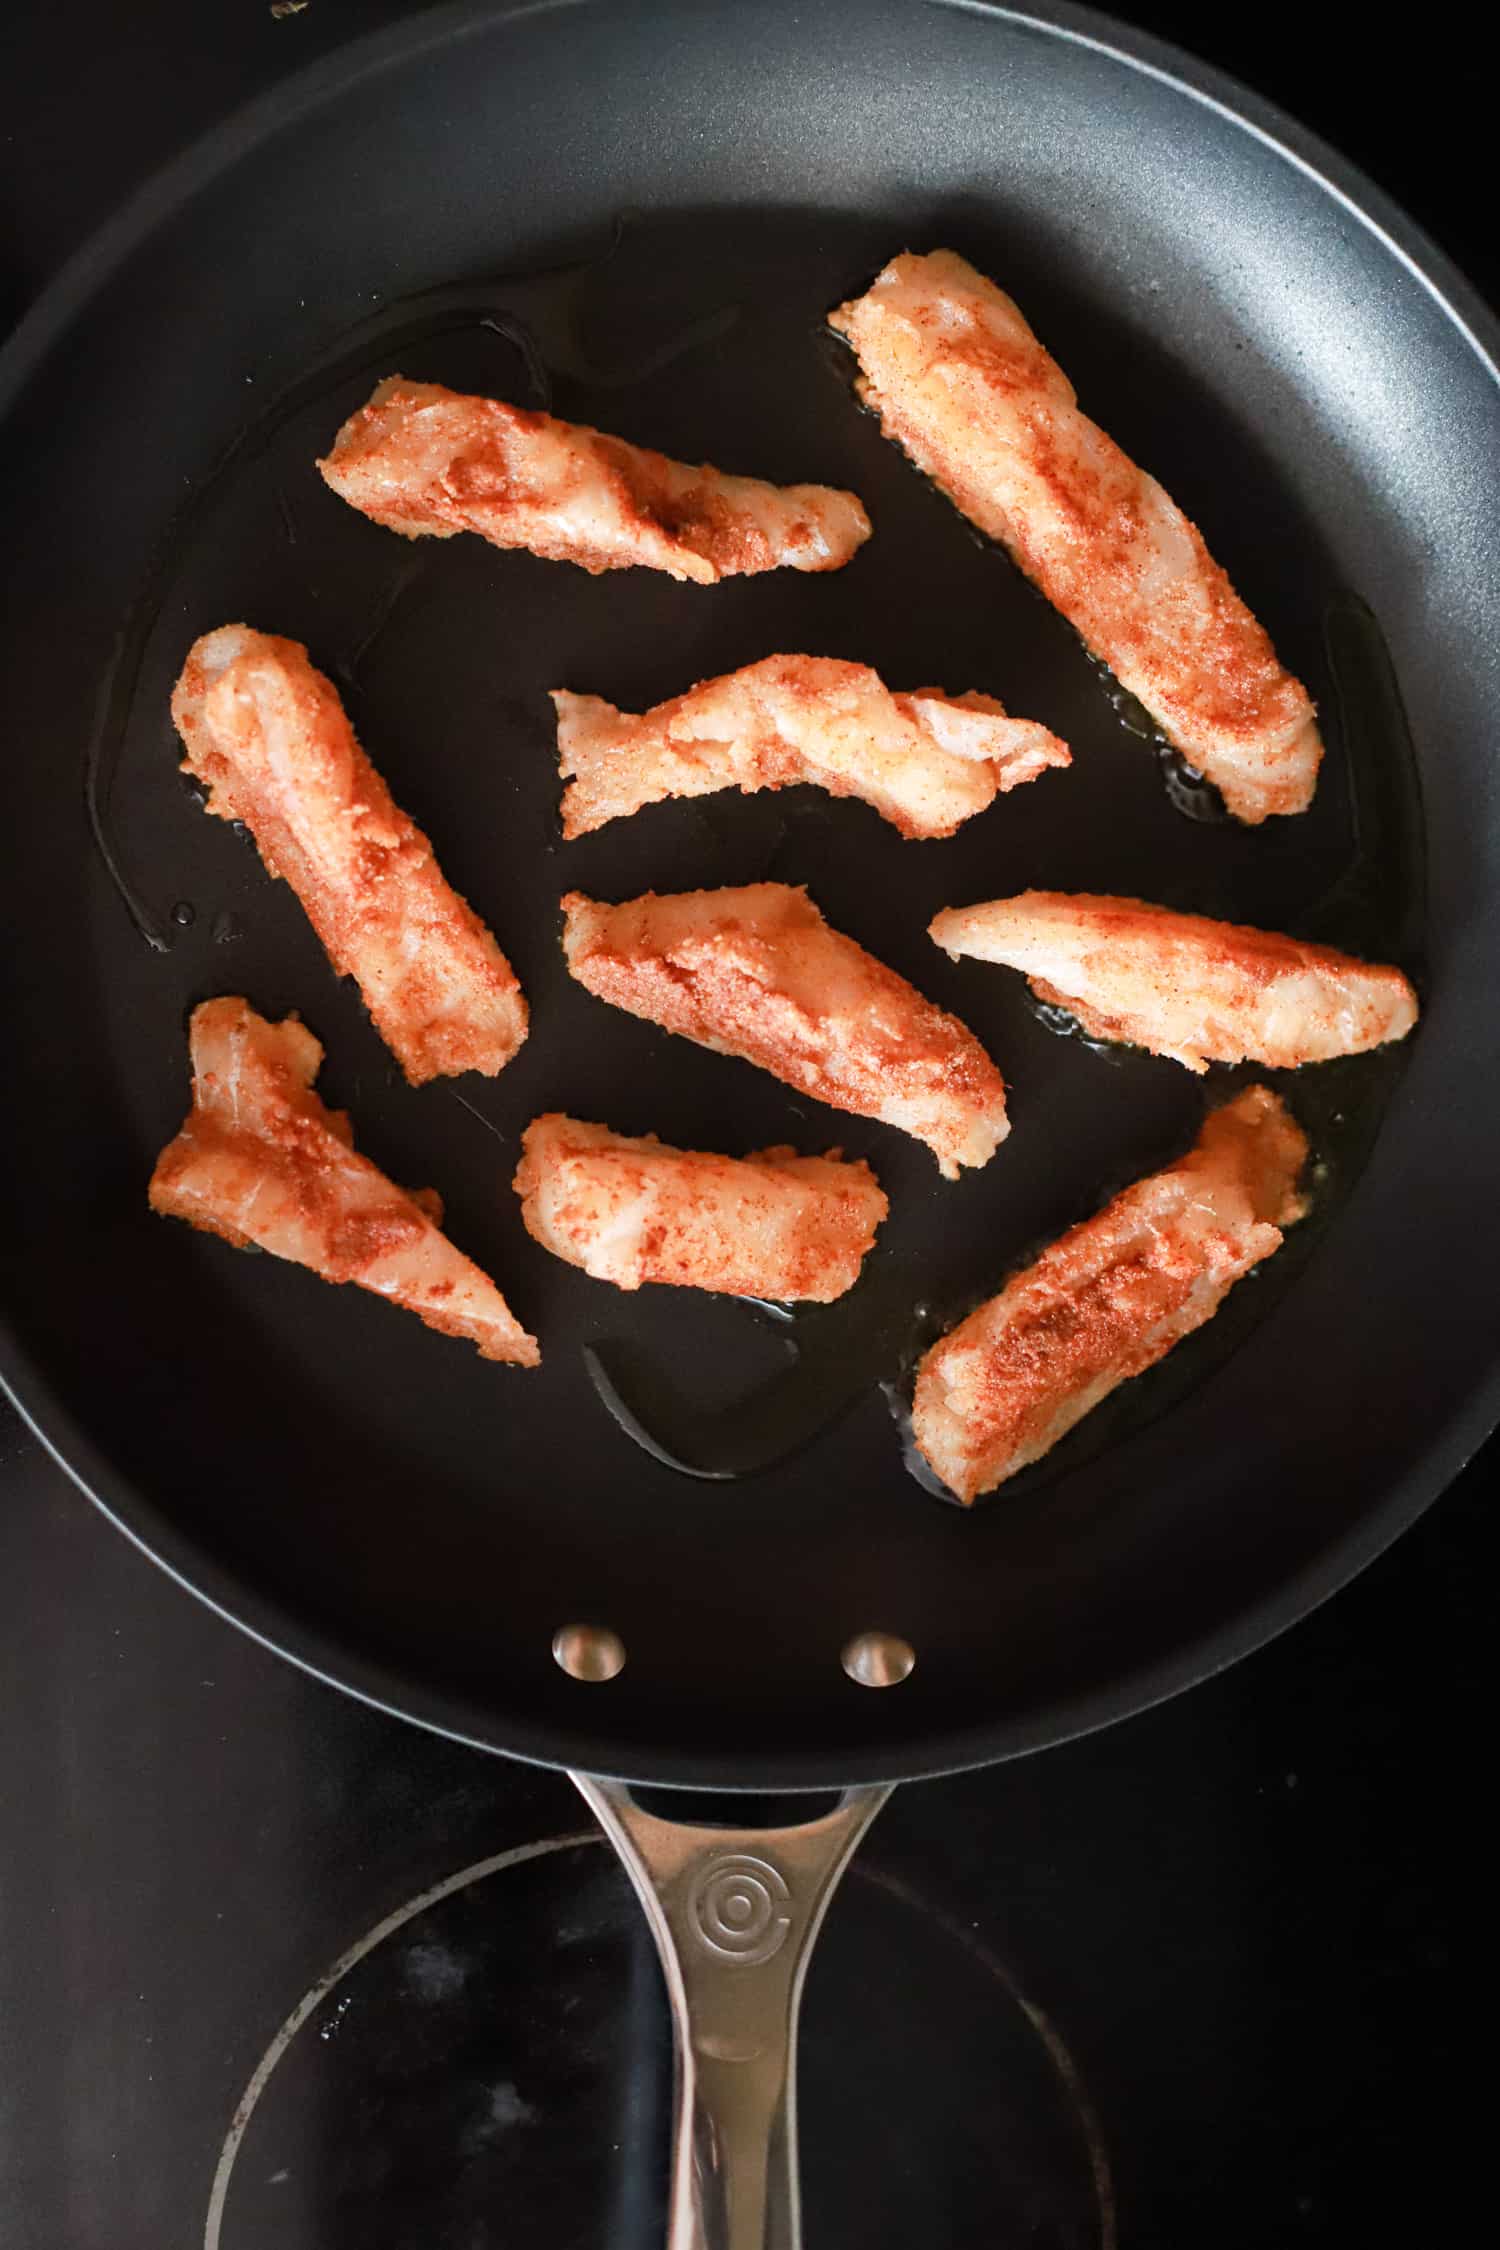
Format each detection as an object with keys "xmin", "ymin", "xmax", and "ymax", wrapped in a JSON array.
[{"xmin": 689, "ymin": 1853, "xmax": 791, "ymax": 1965}]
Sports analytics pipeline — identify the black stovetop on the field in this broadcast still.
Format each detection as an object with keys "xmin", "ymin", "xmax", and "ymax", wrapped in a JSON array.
[
  {"xmin": 1, "ymin": 1385, "xmax": 1489, "ymax": 2248},
  {"xmin": 1, "ymin": 7, "xmax": 1492, "ymax": 2246}
]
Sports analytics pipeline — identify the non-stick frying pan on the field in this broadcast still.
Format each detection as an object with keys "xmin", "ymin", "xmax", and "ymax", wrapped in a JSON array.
[{"xmin": 3, "ymin": 1, "xmax": 1497, "ymax": 2241}]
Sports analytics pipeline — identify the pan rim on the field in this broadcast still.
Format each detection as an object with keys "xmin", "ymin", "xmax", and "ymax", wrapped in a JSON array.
[
  {"xmin": 3, "ymin": 0, "xmax": 1498, "ymax": 1789},
  {"xmin": 3, "ymin": 0, "xmax": 1498, "ymax": 412},
  {"xmin": 5, "ymin": 1316, "xmax": 1498, "ymax": 1788}
]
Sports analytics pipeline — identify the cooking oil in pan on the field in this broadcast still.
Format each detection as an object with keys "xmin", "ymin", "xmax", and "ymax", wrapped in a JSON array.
[
  {"xmin": 88, "ymin": 213, "xmax": 1424, "ymax": 1511},
  {"xmin": 85, "ymin": 214, "xmax": 742, "ymax": 950},
  {"xmin": 583, "ymin": 1266, "xmax": 920, "ymax": 1483},
  {"xmin": 589, "ymin": 599, "xmax": 1425, "ymax": 1497}
]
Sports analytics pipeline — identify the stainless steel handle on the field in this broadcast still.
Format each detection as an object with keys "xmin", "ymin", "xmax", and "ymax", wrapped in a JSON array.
[{"xmin": 573, "ymin": 1774, "xmax": 892, "ymax": 2250}]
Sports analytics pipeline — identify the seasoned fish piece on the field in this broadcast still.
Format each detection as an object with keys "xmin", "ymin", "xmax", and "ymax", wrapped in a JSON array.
[
  {"xmin": 553, "ymin": 654, "xmax": 1069, "ymax": 840},
  {"xmin": 150, "ymin": 999, "xmax": 539, "ymax": 1365},
  {"xmin": 561, "ymin": 883, "xmax": 1009, "ymax": 1178},
  {"xmin": 172, "ymin": 626, "xmax": 527, "ymax": 1085},
  {"xmin": 931, "ymin": 891, "xmax": 1419, "ymax": 1071},
  {"xmin": 911, "ymin": 1086, "xmax": 1307, "ymax": 1501},
  {"xmin": 514, "ymin": 1114, "xmax": 888, "ymax": 1301},
  {"xmin": 319, "ymin": 377, "xmax": 871, "ymax": 584},
  {"xmin": 830, "ymin": 251, "xmax": 1323, "ymax": 823}
]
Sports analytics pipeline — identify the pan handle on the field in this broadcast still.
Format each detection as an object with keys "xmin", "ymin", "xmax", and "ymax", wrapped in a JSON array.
[{"xmin": 573, "ymin": 1774, "xmax": 892, "ymax": 2250}]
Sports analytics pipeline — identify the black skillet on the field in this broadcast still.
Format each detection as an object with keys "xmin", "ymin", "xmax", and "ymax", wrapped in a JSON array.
[{"xmin": 3, "ymin": 2, "xmax": 1498, "ymax": 2241}]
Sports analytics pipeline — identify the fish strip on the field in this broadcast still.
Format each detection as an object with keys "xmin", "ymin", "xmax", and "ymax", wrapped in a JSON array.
[
  {"xmin": 911, "ymin": 1086, "xmax": 1308, "ymax": 1501},
  {"xmin": 553, "ymin": 654, "xmax": 1069, "ymax": 839},
  {"xmin": 514, "ymin": 1114, "xmax": 888, "ymax": 1301},
  {"xmin": 319, "ymin": 377, "xmax": 871, "ymax": 583},
  {"xmin": 561, "ymin": 882, "xmax": 1009, "ymax": 1178},
  {"xmin": 150, "ymin": 999, "xmax": 539, "ymax": 1365},
  {"xmin": 829, "ymin": 251, "xmax": 1322, "ymax": 822},
  {"xmin": 172, "ymin": 626, "xmax": 527, "ymax": 1085},
  {"xmin": 930, "ymin": 891, "xmax": 1418, "ymax": 1071}
]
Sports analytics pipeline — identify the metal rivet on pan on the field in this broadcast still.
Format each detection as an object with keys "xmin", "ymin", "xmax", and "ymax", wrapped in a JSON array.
[
  {"xmin": 841, "ymin": 1631, "xmax": 916, "ymax": 1688},
  {"xmin": 552, "ymin": 1623, "xmax": 627, "ymax": 1683}
]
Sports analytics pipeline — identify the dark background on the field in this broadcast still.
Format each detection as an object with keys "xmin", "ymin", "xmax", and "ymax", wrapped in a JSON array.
[
  {"xmin": 2, "ymin": 1, "xmax": 1495, "ymax": 329},
  {"xmin": 0, "ymin": 6, "xmax": 1493, "ymax": 2248}
]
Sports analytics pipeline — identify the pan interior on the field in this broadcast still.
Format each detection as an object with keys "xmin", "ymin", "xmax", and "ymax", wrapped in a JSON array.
[{"xmin": 1, "ymin": 0, "xmax": 1494, "ymax": 1785}]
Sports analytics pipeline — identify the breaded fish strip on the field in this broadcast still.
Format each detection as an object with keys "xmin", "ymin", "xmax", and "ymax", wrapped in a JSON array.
[
  {"xmin": 911, "ymin": 1086, "xmax": 1307, "ymax": 1501},
  {"xmin": 514, "ymin": 1114, "xmax": 888, "ymax": 1301},
  {"xmin": 172, "ymin": 626, "xmax": 527, "ymax": 1085},
  {"xmin": 561, "ymin": 883, "xmax": 1009, "ymax": 1178},
  {"xmin": 319, "ymin": 377, "xmax": 871, "ymax": 584},
  {"xmin": 150, "ymin": 999, "xmax": 539, "ymax": 1365},
  {"xmin": 552, "ymin": 654, "xmax": 1069, "ymax": 840},
  {"xmin": 930, "ymin": 891, "xmax": 1418, "ymax": 1072},
  {"xmin": 829, "ymin": 252, "xmax": 1322, "ymax": 823}
]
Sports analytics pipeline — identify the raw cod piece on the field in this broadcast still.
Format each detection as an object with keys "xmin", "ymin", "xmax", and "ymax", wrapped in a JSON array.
[
  {"xmin": 830, "ymin": 251, "xmax": 1322, "ymax": 823},
  {"xmin": 912, "ymin": 1086, "xmax": 1308, "ymax": 1500},
  {"xmin": 319, "ymin": 377, "xmax": 871, "ymax": 583},
  {"xmin": 515, "ymin": 1113, "xmax": 888, "ymax": 1301},
  {"xmin": 150, "ymin": 999, "xmax": 539, "ymax": 1365},
  {"xmin": 561, "ymin": 882, "xmax": 1010, "ymax": 1179},
  {"xmin": 172, "ymin": 626, "xmax": 527, "ymax": 1085},
  {"xmin": 553, "ymin": 654, "xmax": 1068, "ymax": 839},
  {"xmin": 930, "ymin": 891, "xmax": 1418, "ymax": 1071}
]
